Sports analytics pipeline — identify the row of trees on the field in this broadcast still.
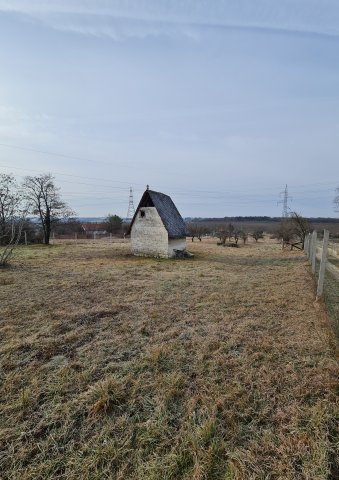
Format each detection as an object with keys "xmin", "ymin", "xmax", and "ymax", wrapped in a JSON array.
[
  {"xmin": 0, "ymin": 173, "xmax": 76, "ymax": 265},
  {"xmin": 0, "ymin": 172, "xmax": 127, "ymax": 266},
  {"xmin": 187, "ymin": 211, "xmax": 311, "ymax": 248},
  {"xmin": 0, "ymin": 173, "xmax": 71, "ymax": 248},
  {"xmin": 187, "ymin": 222, "xmax": 263, "ymax": 245}
]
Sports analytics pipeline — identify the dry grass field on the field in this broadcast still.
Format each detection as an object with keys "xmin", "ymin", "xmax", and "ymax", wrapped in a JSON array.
[{"xmin": 0, "ymin": 239, "xmax": 338, "ymax": 479}]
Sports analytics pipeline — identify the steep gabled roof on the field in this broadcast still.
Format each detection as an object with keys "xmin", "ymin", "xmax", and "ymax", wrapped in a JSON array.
[{"xmin": 127, "ymin": 189, "xmax": 187, "ymax": 238}]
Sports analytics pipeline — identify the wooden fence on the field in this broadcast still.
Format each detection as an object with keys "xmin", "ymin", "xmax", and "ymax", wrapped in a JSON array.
[
  {"xmin": 304, "ymin": 230, "xmax": 339, "ymax": 297},
  {"xmin": 50, "ymin": 233, "xmax": 127, "ymax": 243}
]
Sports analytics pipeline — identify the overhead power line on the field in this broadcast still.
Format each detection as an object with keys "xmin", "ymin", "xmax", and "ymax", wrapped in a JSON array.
[
  {"xmin": 0, "ymin": 141, "xmax": 116, "ymax": 168},
  {"xmin": 1, "ymin": 163, "xmax": 337, "ymax": 200},
  {"xmin": 1, "ymin": 142, "xmax": 338, "ymax": 195}
]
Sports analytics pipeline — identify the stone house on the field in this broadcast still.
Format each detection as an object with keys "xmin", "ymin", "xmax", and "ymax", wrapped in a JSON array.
[{"xmin": 127, "ymin": 188, "xmax": 187, "ymax": 258}]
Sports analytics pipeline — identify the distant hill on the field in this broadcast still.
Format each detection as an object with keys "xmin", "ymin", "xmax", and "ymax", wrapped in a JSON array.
[
  {"xmin": 78, "ymin": 217, "xmax": 105, "ymax": 223},
  {"xmin": 185, "ymin": 216, "xmax": 339, "ymax": 236}
]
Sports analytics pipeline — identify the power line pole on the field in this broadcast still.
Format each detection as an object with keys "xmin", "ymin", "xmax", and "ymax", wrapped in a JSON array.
[
  {"xmin": 126, "ymin": 187, "xmax": 135, "ymax": 219},
  {"xmin": 278, "ymin": 184, "xmax": 291, "ymax": 218}
]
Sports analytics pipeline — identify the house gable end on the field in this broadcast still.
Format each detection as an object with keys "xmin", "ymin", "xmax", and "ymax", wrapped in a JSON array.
[{"xmin": 127, "ymin": 189, "xmax": 187, "ymax": 238}]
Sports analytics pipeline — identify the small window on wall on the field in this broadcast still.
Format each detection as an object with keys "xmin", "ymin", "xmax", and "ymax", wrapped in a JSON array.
[{"xmin": 140, "ymin": 210, "xmax": 145, "ymax": 218}]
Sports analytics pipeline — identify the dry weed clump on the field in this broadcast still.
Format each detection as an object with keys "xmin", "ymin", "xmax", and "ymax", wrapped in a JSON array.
[
  {"xmin": 84, "ymin": 377, "xmax": 126, "ymax": 416},
  {"xmin": 0, "ymin": 239, "xmax": 338, "ymax": 479}
]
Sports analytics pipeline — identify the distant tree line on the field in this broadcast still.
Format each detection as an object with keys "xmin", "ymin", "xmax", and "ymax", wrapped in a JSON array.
[
  {"xmin": 188, "ymin": 216, "xmax": 282, "ymax": 223},
  {"xmin": 187, "ymin": 215, "xmax": 339, "ymax": 224}
]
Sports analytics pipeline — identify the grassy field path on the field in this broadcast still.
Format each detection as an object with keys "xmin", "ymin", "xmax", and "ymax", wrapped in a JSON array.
[{"xmin": 0, "ymin": 239, "xmax": 338, "ymax": 479}]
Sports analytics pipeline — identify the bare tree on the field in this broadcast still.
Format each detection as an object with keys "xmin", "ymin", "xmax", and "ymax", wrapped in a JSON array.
[
  {"xmin": 216, "ymin": 224, "xmax": 228, "ymax": 245},
  {"xmin": 216, "ymin": 223, "xmax": 241, "ymax": 246},
  {"xmin": 23, "ymin": 174, "xmax": 73, "ymax": 245},
  {"xmin": 252, "ymin": 230, "xmax": 264, "ymax": 242},
  {"xmin": 226, "ymin": 223, "xmax": 235, "ymax": 241},
  {"xmin": 273, "ymin": 212, "xmax": 310, "ymax": 249},
  {"xmin": 238, "ymin": 230, "xmax": 248, "ymax": 244},
  {"xmin": 0, "ymin": 174, "xmax": 26, "ymax": 266},
  {"xmin": 0, "ymin": 220, "xmax": 24, "ymax": 267},
  {"xmin": 274, "ymin": 220, "xmax": 294, "ymax": 245},
  {"xmin": 0, "ymin": 174, "xmax": 20, "ymax": 245},
  {"xmin": 289, "ymin": 211, "xmax": 310, "ymax": 249},
  {"xmin": 187, "ymin": 222, "xmax": 207, "ymax": 242}
]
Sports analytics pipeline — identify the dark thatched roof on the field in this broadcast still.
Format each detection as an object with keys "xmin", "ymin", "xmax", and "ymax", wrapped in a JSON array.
[{"xmin": 127, "ymin": 189, "xmax": 187, "ymax": 238}]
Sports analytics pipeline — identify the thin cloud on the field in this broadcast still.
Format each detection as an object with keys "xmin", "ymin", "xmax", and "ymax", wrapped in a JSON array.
[
  {"xmin": 0, "ymin": 0, "xmax": 339, "ymax": 40},
  {"xmin": 46, "ymin": 17, "xmax": 200, "ymax": 42}
]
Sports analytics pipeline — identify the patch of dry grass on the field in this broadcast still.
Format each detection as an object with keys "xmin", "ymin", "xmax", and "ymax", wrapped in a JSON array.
[{"xmin": 0, "ymin": 239, "xmax": 338, "ymax": 479}]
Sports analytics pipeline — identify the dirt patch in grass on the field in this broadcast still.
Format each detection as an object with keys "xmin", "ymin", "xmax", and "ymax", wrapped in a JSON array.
[{"xmin": 0, "ymin": 239, "xmax": 338, "ymax": 479}]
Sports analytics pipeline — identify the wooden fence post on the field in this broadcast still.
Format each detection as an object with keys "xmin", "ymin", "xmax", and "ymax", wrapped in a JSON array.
[
  {"xmin": 307, "ymin": 232, "xmax": 312, "ymax": 261},
  {"xmin": 304, "ymin": 234, "xmax": 309, "ymax": 255},
  {"xmin": 316, "ymin": 230, "xmax": 329, "ymax": 297},
  {"xmin": 306, "ymin": 233, "xmax": 311, "ymax": 259},
  {"xmin": 311, "ymin": 230, "xmax": 317, "ymax": 274},
  {"xmin": 75, "ymin": 232, "xmax": 77, "ymax": 244},
  {"xmin": 24, "ymin": 231, "xmax": 27, "ymax": 245}
]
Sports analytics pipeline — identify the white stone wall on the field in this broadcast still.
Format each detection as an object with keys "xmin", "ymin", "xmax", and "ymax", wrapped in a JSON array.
[
  {"xmin": 131, "ymin": 207, "xmax": 169, "ymax": 258},
  {"xmin": 168, "ymin": 238, "xmax": 186, "ymax": 257}
]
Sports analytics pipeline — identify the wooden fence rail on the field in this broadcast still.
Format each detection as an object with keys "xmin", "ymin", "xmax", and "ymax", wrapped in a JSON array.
[{"xmin": 305, "ymin": 229, "xmax": 339, "ymax": 298}]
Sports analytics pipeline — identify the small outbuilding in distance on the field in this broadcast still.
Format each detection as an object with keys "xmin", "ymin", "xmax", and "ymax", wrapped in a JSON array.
[{"xmin": 127, "ymin": 187, "xmax": 188, "ymax": 258}]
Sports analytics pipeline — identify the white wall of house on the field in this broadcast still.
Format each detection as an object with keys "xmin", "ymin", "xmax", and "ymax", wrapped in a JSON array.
[
  {"xmin": 168, "ymin": 238, "xmax": 186, "ymax": 257},
  {"xmin": 131, "ymin": 207, "xmax": 169, "ymax": 258}
]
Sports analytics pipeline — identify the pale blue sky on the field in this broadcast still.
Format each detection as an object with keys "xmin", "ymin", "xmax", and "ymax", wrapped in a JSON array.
[{"xmin": 0, "ymin": 1, "xmax": 338, "ymax": 217}]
